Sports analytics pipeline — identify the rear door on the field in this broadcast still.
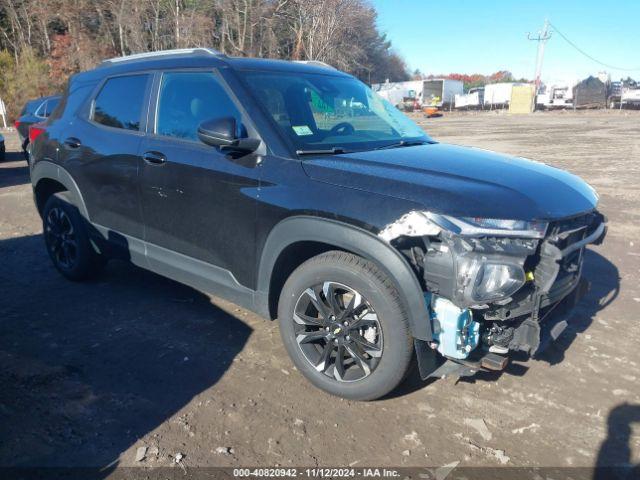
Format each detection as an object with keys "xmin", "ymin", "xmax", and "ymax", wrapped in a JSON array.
[
  {"xmin": 139, "ymin": 69, "xmax": 261, "ymax": 286},
  {"xmin": 60, "ymin": 73, "xmax": 152, "ymax": 241}
]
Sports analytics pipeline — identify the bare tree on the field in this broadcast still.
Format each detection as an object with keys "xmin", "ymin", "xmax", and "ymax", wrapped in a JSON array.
[{"xmin": 0, "ymin": 0, "xmax": 409, "ymax": 118}]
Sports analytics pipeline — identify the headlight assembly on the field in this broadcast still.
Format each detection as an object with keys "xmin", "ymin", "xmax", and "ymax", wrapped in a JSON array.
[
  {"xmin": 380, "ymin": 210, "xmax": 541, "ymax": 307},
  {"xmin": 429, "ymin": 213, "xmax": 548, "ymax": 239},
  {"xmin": 471, "ymin": 262, "xmax": 526, "ymax": 302},
  {"xmin": 455, "ymin": 255, "xmax": 526, "ymax": 304}
]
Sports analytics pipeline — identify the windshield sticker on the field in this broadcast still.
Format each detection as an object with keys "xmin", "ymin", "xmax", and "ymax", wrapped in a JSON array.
[{"xmin": 292, "ymin": 125, "xmax": 313, "ymax": 136}]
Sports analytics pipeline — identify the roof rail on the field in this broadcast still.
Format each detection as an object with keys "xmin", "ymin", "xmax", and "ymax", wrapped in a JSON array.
[
  {"xmin": 293, "ymin": 60, "xmax": 336, "ymax": 70},
  {"xmin": 101, "ymin": 48, "xmax": 222, "ymax": 66}
]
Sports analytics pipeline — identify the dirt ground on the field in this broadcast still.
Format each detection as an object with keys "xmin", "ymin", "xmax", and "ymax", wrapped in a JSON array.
[{"xmin": 1, "ymin": 110, "xmax": 639, "ymax": 475}]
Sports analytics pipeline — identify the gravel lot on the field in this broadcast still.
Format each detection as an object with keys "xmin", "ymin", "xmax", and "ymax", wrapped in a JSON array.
[{"xmin": 0, "ymin": 110, "xmax": 638, "ymax": 475}]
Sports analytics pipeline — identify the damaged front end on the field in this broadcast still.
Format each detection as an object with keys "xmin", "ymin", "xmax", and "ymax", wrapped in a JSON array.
[{"xmin": 379, "ymin": 209, "xmax": 607, "ymax": 380}]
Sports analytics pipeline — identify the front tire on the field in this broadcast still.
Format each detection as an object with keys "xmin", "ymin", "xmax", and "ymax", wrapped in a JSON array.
[
  {"xmin": 278, "ymin": 251, "xmax": 413, "ymax": 400},
  {"xmin": 42, "ymin": 192, "xmax": 105, "ymax": 281}
]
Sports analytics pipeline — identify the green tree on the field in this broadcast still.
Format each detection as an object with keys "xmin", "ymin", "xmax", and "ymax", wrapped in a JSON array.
[{"xmin": 0, "ymin": 47, "xmax": 51, "ymax": 120}]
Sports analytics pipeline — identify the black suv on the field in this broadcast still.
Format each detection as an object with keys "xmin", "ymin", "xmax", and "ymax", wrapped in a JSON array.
[{"xmin": 30, "ymin": 49, "xmax": 606, "ymax": 400}]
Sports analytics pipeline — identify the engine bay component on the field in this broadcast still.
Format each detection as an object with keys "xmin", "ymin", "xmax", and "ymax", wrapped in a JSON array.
[
  {"xmin": 427, "ymin": 293, "xmax": 480, "ymax": 360},
  {"xmin": 483, "ymin": 324, "xmax": 514, "ymax": 353}
]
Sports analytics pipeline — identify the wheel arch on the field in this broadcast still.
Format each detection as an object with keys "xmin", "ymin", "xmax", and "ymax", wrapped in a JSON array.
[
  {"xmin": 257, "ymin": 216, "xmax": 432, "ymax": 341},
  {"xmin": 32, "ymin": 161, "xmax": 89, "ymax": 219}
]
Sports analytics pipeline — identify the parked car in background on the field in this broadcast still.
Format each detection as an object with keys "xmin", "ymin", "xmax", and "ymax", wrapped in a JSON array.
[
  {"xmin": 15, "ymin": 95, "xmax": 61, "ymax": 160},
  {"xmin": 30, "ymin": 49, "xmax": 606, "ymax": 400},
  {"xmin": 0, "ymin": 132, "xmax": 5, "ymax": 161}
]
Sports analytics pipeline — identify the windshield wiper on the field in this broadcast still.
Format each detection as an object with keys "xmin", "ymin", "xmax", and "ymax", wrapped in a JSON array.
[
  {"xmin": 374, "ymin": 140, "xmax": 433, "ymax": 150},
  {"xmin": 296, "ymin": 147, "xmax": 348, "ymax": 156}
]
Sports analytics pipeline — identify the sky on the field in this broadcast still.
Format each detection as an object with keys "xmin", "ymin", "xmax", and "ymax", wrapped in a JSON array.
[{"xmin": 371, "ymin": 0, "xmax": 640, "ymax": 84}]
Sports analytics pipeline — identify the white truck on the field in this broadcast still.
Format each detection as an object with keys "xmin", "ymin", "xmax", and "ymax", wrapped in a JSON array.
[
  {"xmin": 536, "ymin": 84, "xmax": 574, "ymax": 109},
  {"xmin": 455, "ymin": 87, "xmax": 485, "ymax": 109},
  {"xmin": 606, "ymin": 81, "xmax": 640, "ymax": 108},
  {"xmin": 373, "ymin": 79, "xmax": 463, "ymax": 109},
  {"xmin": 421, "ymin": 79, "xmax": 463, "ymax": 108},
  {"xmin": 621, "ymin": 88, "xmax": 640, "ymax": 107},
  {"xmin": 484, "ymin": 82, "xmax": 528, "ymax": 108},
  {"xmin": 372, "ymin": 80, "xmax": 421, "ymax": 108}
]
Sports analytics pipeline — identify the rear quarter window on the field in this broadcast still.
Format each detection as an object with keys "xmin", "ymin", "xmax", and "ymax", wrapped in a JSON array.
[
  {"xmin": 92, "ymin": 74, "xmax": 149, "ymax": 131},
  {"xmin": 48, "ymin": 93, "xmax": 66, "ymax": 121},
  {"xmin": 45, "ymin": 98, "xmax": 60, "ymax": 117},
  {"xmin": 34, "ymin": 101, "xmax": 47, "ymax": 118}
]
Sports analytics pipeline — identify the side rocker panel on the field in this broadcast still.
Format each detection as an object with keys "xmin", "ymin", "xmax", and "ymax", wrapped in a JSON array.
[{"xmin": 256, "ymin": 216, "xmax": 432, "ymax": 341}]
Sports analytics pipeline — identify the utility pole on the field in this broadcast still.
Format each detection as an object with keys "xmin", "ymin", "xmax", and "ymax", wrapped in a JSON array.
[{"xmin": 528, "ymin": 19, "xmax": 552, "ymax": 93}]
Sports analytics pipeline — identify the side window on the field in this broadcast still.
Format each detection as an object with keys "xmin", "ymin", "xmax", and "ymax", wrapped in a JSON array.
[
  {"xmin": 45, "ymin": 98, "xmax": 60, "ymax": 117},
  {"xmin": 156, "ymin": 71, "xmax": 241, "ymax": 141},
  {"xmin": 92, "ymin": 75, "xmax": 149, "ymax": 131},
  {"xmin": 34, "ymin": 101, "xmax": 47, "ymax": 118}
]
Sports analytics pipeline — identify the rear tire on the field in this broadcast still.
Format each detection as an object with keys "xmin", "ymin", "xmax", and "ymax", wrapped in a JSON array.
[
  {"xmin": 42, "ymin": 192, "xmax": 106, "ymax": 281},
  {"xmin": 22, "ymin": 140, "xmax": 29, "ymax": 161},
  {"xmin": 278, "ymin": 251, "xmax": 413, "ymax": 400}
]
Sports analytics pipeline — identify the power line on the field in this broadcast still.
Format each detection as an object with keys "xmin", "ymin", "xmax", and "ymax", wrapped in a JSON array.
[{"xmin": 548, "ymin": 21, "xmax": 640, "ymax": 72}]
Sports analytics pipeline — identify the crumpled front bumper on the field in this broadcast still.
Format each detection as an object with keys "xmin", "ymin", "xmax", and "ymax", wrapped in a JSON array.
[
  {"xmin": 511, "ymin": 275, "xmax": 590, "ymax": 357},
  {"xmin": 415, "ymin": 212, "xmax": 606, "ymax": 380},
  {"xmin": 415, "ymin": 280, "xmax": 589, "ymax": 380}
]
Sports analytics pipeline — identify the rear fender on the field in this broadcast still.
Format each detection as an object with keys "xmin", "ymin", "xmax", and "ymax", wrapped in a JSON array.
[{"xmin": 31, "ymin": 161, "xmax": 89, "ymax": 219}]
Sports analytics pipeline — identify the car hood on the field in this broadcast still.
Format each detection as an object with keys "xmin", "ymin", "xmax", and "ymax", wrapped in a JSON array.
[{"xmin": 301, "ymin": 143, "xmax": 598, "ymax": 220}]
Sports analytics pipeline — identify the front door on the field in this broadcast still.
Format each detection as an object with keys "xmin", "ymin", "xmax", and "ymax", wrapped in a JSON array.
[{"xmin": 139, "ymin": 70, "xmax": 261, "ymax": 288}]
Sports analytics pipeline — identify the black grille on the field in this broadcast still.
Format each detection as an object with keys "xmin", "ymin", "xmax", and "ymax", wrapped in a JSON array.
[
  {"xmin": 547, "ymin": 211, "xmax": 604, "ymax": 249},
  {"xmin": 537, "ymin": 210, "xmax": 603, "ymax": 295}
]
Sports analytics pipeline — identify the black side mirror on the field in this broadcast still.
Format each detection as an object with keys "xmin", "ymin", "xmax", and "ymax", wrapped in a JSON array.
[{"xmin": 197, "ymin": 117, "xmax": 260, "ymax": 155}]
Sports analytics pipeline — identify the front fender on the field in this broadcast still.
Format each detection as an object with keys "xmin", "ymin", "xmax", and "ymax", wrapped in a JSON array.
[{"xmin": 257, "ymin": 216, "xmax": 432, "ymax": 341}]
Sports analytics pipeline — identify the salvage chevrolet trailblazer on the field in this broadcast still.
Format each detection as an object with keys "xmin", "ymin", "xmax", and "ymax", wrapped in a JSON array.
[{"xmin": 29, "ymin": 49, "xmax": 606, "ymax": 400}]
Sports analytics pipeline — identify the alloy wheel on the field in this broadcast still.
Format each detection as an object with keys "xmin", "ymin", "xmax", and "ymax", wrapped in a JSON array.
[
  {"xmin": 293, "ymin": 281, "xmax": 383, "ymax": 382},
  {"xmin": 45, "ymin": 207, "xmax": 77, "ymax": 269}
]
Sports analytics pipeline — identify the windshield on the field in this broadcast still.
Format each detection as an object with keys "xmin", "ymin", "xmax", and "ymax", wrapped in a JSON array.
[{"xmin": 240, "ymin": 71, "xmax": 431, "ymax": 153}]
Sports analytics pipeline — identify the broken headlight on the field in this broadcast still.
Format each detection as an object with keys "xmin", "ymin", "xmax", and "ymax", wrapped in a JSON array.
[
  {"xmin": 379, "ymin": 211, "xmax": 547, "ymax": 241},
  {"xmin": 379, "ymin": 211, "xmax": 541, "ymax": 307},
  {"xmin": 429, "ymin": 249, "xmax": 529, "ymax": 307},
  {"xmin": 430, "ymin": 214, "xmax": 548, "ymax": 239},
  {"xmin": 467, "ymin": 260, "xmax": 526, "ymax": 303}
]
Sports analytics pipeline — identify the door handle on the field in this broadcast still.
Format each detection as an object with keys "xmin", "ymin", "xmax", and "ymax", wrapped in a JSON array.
[
  {"xmin": 63, "ymin": 137, "xmax": 82, "ymax": 149},
  {"xmin": 142, "ymin": 151, "xmax": 167, "ymax": 165}
]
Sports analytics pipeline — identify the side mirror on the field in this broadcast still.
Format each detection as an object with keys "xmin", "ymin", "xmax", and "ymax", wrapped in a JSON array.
[{"xmin": 197, "ymin": 117, "xmax": 260, "ymax": 155}]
